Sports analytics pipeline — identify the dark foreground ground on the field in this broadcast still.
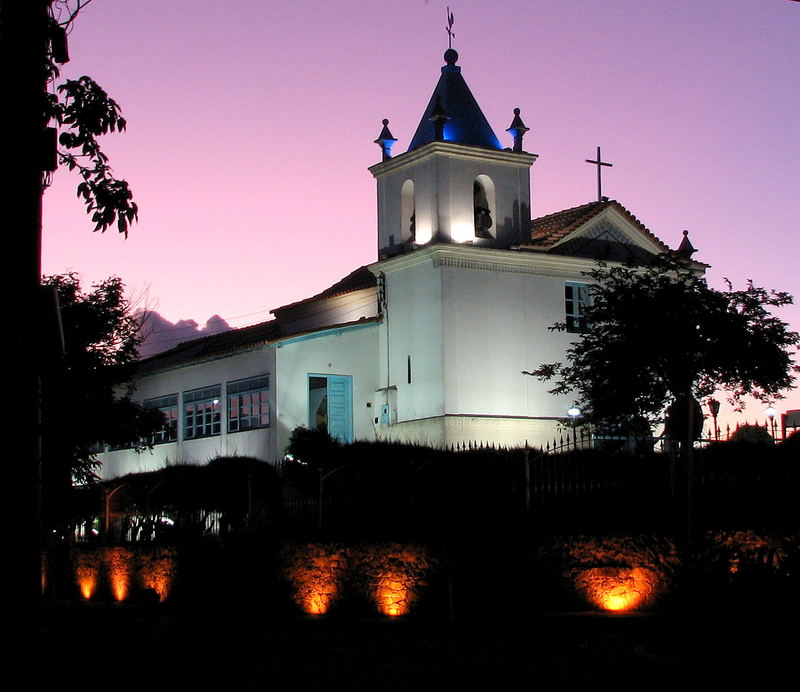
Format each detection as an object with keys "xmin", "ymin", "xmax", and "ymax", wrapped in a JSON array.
[{"xmin": 37, "ymin": 601, "xmax": 794, "ymax": 691}]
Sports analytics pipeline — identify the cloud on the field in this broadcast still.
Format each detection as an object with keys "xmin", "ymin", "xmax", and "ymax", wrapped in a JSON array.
[{"xmin": 136, "ymin": 311, "xmax": 231, "ymax": 358}]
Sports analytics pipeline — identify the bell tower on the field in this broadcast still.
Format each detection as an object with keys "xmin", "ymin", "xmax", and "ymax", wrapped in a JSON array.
[{"xmin": 369, "ymin": 50, "xmax": 537, "ymax": 258}]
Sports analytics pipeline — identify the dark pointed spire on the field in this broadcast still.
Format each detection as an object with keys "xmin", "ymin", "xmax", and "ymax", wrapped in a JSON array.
[
  {"xmin": 374, "ymin": 119, "xmax": 397, "ymax": 161},
  {"xmin": 506, "ymin": 107, "xmax": 530, "ymax": 152},
  {"xmin": 676, "ymin": 229, "xmax": 697, "ymax": 258},
  {"xmin": 407, "ymin": 50, "xmax": 502, "ymax": 151}
]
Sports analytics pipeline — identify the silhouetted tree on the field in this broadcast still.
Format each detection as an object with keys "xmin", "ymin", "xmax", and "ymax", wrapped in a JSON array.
[
  {"xmin": 41, "ymin": 274, "xmax": 161, "ymax": 527},
  {"xmin": 2, "ymin": 0, "xmax": 138, "ymax": 636},
  {"xmin": 728, "ymin": 424, "xmax": 774, "ymax": 445},
  {"xmin": 526, "ymin": 256, "xmax": 799, "ymax": 437},
  {"xmin": 45, "ymin": 1, "xmax": 138, "ymax": 233}
]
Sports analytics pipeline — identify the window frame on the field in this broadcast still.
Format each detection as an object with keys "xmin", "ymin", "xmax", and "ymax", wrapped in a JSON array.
[
  {"xmin": 227, "ymin": 375, "xmax": 270, "ymax": 433},
  {"xmin": 143, "ymin": 394, "xmax": 179, "ymax": 444},
  {"xmin": 565, "ymin": 281, "xmax": 591, "ymax": 333},
  {"xmin": 183, "ymin": 385, "xmax": 222, "ymax": 440}
]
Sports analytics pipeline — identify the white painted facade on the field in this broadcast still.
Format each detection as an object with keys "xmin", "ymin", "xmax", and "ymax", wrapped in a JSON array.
[
  {"xmin": 371, "ymin": 142, "xmax": 535, "ymax": 251},
  {"xmin": 371, "ymin": 244, "xmax": 612, "ymax": 448},
  {"xmin": 98, "ymin": 51, "xmax": 690, "ymax": 479},
  {"xmin": 273, "ymin": 322, "xmax": 380, "ymax": 457},
  {"xmin": 102, "ymin": 347, "xmax": 277, "ymax": 479}
]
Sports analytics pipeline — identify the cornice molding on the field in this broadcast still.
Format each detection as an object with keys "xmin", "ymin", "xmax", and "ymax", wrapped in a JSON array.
[
  {"xmin": 369, "ymin": 141, "xmax": 536, "ymax": 178},
  {"xmin": 369, "ymin": 243, "xmax": 604, "ymax": 279}
]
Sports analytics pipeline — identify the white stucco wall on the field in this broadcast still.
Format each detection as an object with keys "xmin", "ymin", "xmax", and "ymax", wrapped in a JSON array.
[
  {"xmin": 379, "ymin": 259, "xmax": 445, "ymax": 424},
  {"xmin": 99, "ymin": 346, "xmax": 276, "ymax": 479},
  {"xmin": 371, "ymin": 143, "xmax": 534, "ymax": 251},
  {"xmin": 441, "ymin": 262, "xmax": 584, "ymax": 420},
  {"xmin": 373, "ymin": 244, "xmax": 599, "ymax": 449},
  {"xmin": 274, "ymin": 322, "xmax": 380, "ymax": 456}
]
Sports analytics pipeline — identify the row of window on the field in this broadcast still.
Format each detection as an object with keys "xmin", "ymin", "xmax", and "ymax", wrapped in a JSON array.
[{"xmin": 144, "ymin": 375, "xmax": 269, "ymax": 444}]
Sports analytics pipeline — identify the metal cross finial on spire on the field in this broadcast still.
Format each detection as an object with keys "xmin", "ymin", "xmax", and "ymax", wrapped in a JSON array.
[
  {"xmin": 446, "ymin": 7, "xmax": 455, "ymax": 49},
  {"xmin": 585, "ymin": 146, "xmax": 613, "ymax": 202}
]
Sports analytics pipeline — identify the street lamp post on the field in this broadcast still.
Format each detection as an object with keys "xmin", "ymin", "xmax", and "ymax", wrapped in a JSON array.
[
  {"xmin": 567, "ymin": 406, "xmax": 582, "ymax": 450},
  {"xmin": 765, "ymin": 406, "xmax": 777, "ymax": 441},
  {"xmin": 707, "ymin": 398, "xmax": 720, "ymax": 440}
]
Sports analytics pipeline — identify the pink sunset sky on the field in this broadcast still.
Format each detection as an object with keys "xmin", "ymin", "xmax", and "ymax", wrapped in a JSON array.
[{"xmin": 42, "ymin": 0, "xmax": 800, "ymax": 428}]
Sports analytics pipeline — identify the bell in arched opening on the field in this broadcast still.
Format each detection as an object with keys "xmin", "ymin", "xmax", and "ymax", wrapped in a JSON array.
[{"xmin": 473, "ymin": 179, "xmax": 492, "ymax": 238}]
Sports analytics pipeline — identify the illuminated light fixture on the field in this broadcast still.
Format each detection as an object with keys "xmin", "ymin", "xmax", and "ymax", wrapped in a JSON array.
[
  {"xmin": 575, "ymin": 566, "xmax": 660, "ymax": 612},
  {"xmin": 567, "ymin": 406, "xmax": 581, "ymax": 419},
  {"xmin": 305, "ymin": 592, "xmax": 334, "ymax": 616},
  {"xmin": 106, "ymin": 547, "xmax": 133, "ymax": 602},
  {"xmin": 76, "ymin": 566, "xmax": 98, "ymax": 600},
  {"xmin": 415, "ymin": 224, "xmax": 433, "ymax": 245},
  {"xmin": 765, "ymin": 406, "xmax": 778, "ymax": 439},
  {"xmin": 375, "ymin": 573, "xmax": 413, "ymax": 617},
  {"xmin": 451, "ymin": 222, "xmax": 474, "ymax": 243},
  {"xmin": 284, "ymin": 550, "xmax": 343, "ymax": 616},
  {"xmin": 140, "ymin": 550, "xmax": 177, "ymax": 603}
]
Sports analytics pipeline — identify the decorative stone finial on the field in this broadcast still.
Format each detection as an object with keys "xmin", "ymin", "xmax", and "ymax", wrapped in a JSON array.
[
  {"xmin": 429, "ymin": 95, "xmax": 449, "ymax": 141},
  {"xmin": 444, "ymin": 48, "xmax": 458, "ymax": 65},
  {"xmin": 676, "ymin": 229, "xmax": 697, "ymax": 258},
  {"xmin": 374, "ymin": 118, "xmax": 397, "ymax": 161},
  {"xmin": 506, "ymin": 107, "xmax": 530, "ymax": 152}
]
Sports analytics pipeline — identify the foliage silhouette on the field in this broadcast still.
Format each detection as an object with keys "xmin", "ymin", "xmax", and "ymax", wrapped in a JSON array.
[
  {"xmin": 728, "ymin": 424, "xmax": 775, "ymax": 445},
  {"xmin": 526, "ymin": 256, "xmax": 799, "ymax": 436},
  {"xmin": 41, "ymin": 274, "xmax": 162, "ymax": 523},
  {"xmin": 45, "ymin": 1, "xmax": 137, "ymax": 234}
]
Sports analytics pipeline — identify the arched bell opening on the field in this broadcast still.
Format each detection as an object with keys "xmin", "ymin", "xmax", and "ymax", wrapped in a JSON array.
[
  {"xmin": 401, "ymin": 179, "xmax": 416, "ymax": 243},
  {"xmin": 473, "ymin": 175, "xmax": 495, "ymax": 239}
]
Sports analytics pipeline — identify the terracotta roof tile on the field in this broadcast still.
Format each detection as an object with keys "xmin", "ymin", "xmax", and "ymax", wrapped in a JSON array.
[{"xmin": 521, "ymin": 199, "xmax": 671, "ymax": 254}]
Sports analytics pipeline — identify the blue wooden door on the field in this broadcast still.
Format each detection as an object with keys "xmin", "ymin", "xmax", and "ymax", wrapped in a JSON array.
[{"xmin": 325, "ymin": 375, "xmax": 353, "ymax": 443}]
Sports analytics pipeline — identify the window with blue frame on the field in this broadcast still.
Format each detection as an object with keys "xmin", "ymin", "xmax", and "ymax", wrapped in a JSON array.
[
  {"xmin": 144, "ymin": 394, "xmax": 179, "ymax": 444},
  {"xmin": 565, "ymin": 282, "xmax": 591, "ymax": 333},
  {"xmin": 227, "ymin": 375, "xmax": 270, "ymax": 433},
  {"xmin": 184, "ymin": 385, "xmax": 221, "ymax": 439}
]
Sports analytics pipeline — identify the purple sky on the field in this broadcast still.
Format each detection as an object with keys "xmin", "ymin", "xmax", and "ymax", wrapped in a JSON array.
[{"xmin": 42, "ymin": 0, "xmax": 800, "ymax": 425}]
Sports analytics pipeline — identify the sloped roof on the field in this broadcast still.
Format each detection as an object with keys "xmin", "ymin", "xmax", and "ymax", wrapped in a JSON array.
[
  {"xmin": 270, "ymin": 265, "xmax": 377, "ymax": 317},
  {"xmin": 408, "ymin": 50, "xmax": 502, "ymax": 152},
  {"xmin": 134, "ymin": 201, "xmax": 702, "ymax": 374},
  {"xmin": 136, "ymin": 319, "xmax": 280, "ymax": 374},
  {"xmin": 136, "ymin": 267, "xmax": 379, "ymax": 374},
  {"xmin": 522, "ymin": 199, "xmax": 672, "ymax": 253}
]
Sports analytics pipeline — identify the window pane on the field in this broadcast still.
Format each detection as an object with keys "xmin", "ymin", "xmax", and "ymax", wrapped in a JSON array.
[{"xmin": 226, "ymin": 376, "xmax": 270, "ymax": 433}]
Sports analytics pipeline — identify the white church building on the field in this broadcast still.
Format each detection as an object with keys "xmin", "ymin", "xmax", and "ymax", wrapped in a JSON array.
[{"xmin": 99, "ymin": 48, "xmax": 697, "ymax": 480}]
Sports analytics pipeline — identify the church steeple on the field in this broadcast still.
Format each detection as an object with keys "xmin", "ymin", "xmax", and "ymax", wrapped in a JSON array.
[
  {"xmin": 407, "ymin": 50, "xmax": 502, "ymax": 152},
  {"xmin": 369, "ymin": 49, "xmax": 537, "ymax": 256}
]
